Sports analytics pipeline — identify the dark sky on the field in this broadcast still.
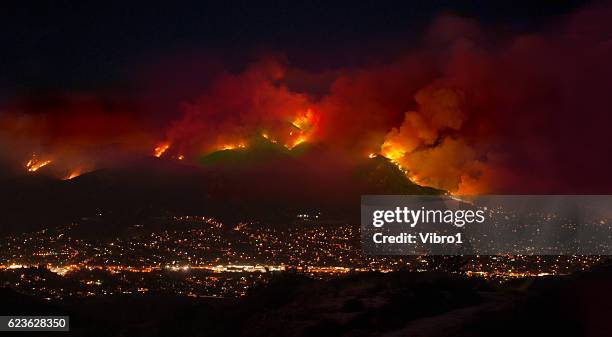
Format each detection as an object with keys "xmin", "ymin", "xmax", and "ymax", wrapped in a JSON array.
[{"xmin": 0, "ymin": 0, "xmax": 587, "ymax": 95}]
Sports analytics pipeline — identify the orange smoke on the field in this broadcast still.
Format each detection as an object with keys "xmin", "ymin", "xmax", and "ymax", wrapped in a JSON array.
[
  {"xmin": 0, "ymin": 94, "xmax": 156, "ymax": 178},
  {"xmin": 371, "ymin": 83, "xmax": 480, "ymax": 193},
  {"xmin": 165, "ymin": 60, "xmax": 318, "ymax": 157}
]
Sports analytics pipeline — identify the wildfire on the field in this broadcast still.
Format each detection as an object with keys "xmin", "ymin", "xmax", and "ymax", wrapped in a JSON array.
[
  {"xmin": 408, "ymin": 173, "xmax": 422, "ymax": 185},
  {"xmin": 64, "ymin": 169, "xmax": 82, "ymax": 180},
  {"xmin": 377, "ymin": 141, "xmax": 406, "ymax": 172},
  {"xmin": 220, "ymin": 142, "xmax": 247, "ymax": 151},
  {"xmin": 153, "ymin": 143, "xmax": 170, "ymax": 157},
  {"xmin": 63, "ymin": 166, "xmax": 89, "ymax": 180},
  {"xmin": 379, "ymin": 140, "xmax": 406, "ymax": 163},
  {"xmin": 177, "ymin": 154, "xmax": 185, "ymax": 160},
  {"xmin": 291, "ymin": 108, "xmax": 316, "ymax": 131},
  {"xmin": 376, "ymin": 139, "xmax": 417, "ymax": 176},
  {"xmin": 285, "ymin": 137, "xmax": 306, "ymax": 150},
  {"xmin": 262, "ymin": 132, "xmax": 279, "ymax": 144},
  {"xmin": 285, "ymin": 108, "xmax": 318, "ymax": 150},
  {"xmin": 25, "ymin": 155, "xmax": 52, "ymax": 172},
  {"xmin": 370, "ymin": 145, "xmax": 424, "ymax": 185}
]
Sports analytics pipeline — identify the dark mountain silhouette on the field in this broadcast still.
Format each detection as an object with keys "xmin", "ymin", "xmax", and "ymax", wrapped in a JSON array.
[{"xmin": 0, "ymin": 139, "xmax": 441, "ymax": 235}]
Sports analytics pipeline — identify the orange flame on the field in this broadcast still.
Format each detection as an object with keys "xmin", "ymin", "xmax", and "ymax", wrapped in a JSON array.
[
  {"xmin": 153, "ymin": 143, "xmax": 170, "ymax": 157},
  {"xmin": 285, "ymin": 108, "xmax": 318, "ymax": 149},
  {"xmin": 64, "ymin": 169, "xmax": 82, "ymax": 180},
  {"xmin": 371, "ymin": 144, "xmax": 424, "ymax": 185},
  {"xmin": 25, "ymin": 155, "xmax": 52, "ymax": 172},
  {"xmin": 286, "ymin": 136, "xmax": 306, "ymax": 149},
  {"xmin": 291, "ymin": 108, "xmax": 316, "ymax": 131},
  {"xmin": 220, "ymin": 142, "xmax": 247, "ymax": 151},
  {"xmin": 262, "ymin": 132, "xmax": 278, "ymax": 143},
  {"xmin": 379, "ymin": 140, "xmax": 406, "ymax": 163}
]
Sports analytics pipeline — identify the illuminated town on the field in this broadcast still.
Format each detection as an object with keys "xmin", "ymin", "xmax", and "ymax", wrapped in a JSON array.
[{"xmin": 0, "ymin": 213, "xmax": 603, "ymax": 300}]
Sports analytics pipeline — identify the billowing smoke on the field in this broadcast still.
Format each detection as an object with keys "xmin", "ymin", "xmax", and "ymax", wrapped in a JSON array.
[
  {"xmin": 315, "ymin": 5, "xmax": 612, "ymax": 193},
  {"xmin": 376, "ymin": 80, "xmax": 475, "ymax": 192},
  {"xmin": 0, "ymin": 94, "xmax": 156, "ymax": 177},
  {"xmin": 380, "ymin": 83, "xmax": 467, "ymax": 157},
  {"xmin": 165, "ymin": 59, "xmax": 318, "ymax": 157}
]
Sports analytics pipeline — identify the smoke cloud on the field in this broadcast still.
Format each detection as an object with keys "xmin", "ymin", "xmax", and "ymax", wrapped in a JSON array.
[
  {"xmin": 166, "ymin": 59, "xmax": 317, "ymax": 156},
  {"xmin": 0, "ymin": 94, "xmax": 155, "ymax": 177}
]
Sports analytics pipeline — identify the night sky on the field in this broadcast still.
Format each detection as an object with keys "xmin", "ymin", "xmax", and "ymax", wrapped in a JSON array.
[{"xmin": 0, "ymin": 1, "xmax": 586, "ymax": 93}]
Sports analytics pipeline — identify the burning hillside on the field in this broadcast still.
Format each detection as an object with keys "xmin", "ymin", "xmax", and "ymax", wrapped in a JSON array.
[{"xmin": 1, "ymin": 4, "xmax": 611, "ymax": 194}]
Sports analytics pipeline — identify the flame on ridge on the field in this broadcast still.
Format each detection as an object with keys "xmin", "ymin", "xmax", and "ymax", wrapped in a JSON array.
[
  {"xmin": 220, "ymin": 142, "xmax": 247, "ymax": 151},
  {"xmin": 64, "ymin": 169, "xmax": 82, "ymax": 180},
  {"xmin": 153, "ymin": 143, "xmax": 170, "ymax": 157},
  {"xmin": 25, "ymin": 155, "xmax": 52, "ymax": 172},
  {"xmin": 368, "ymin": 147, "xmax": 423, "ymax": 186},
  {"xmin": 285, "ymin": 109, "xmax": 317, "ymax": 149}
]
